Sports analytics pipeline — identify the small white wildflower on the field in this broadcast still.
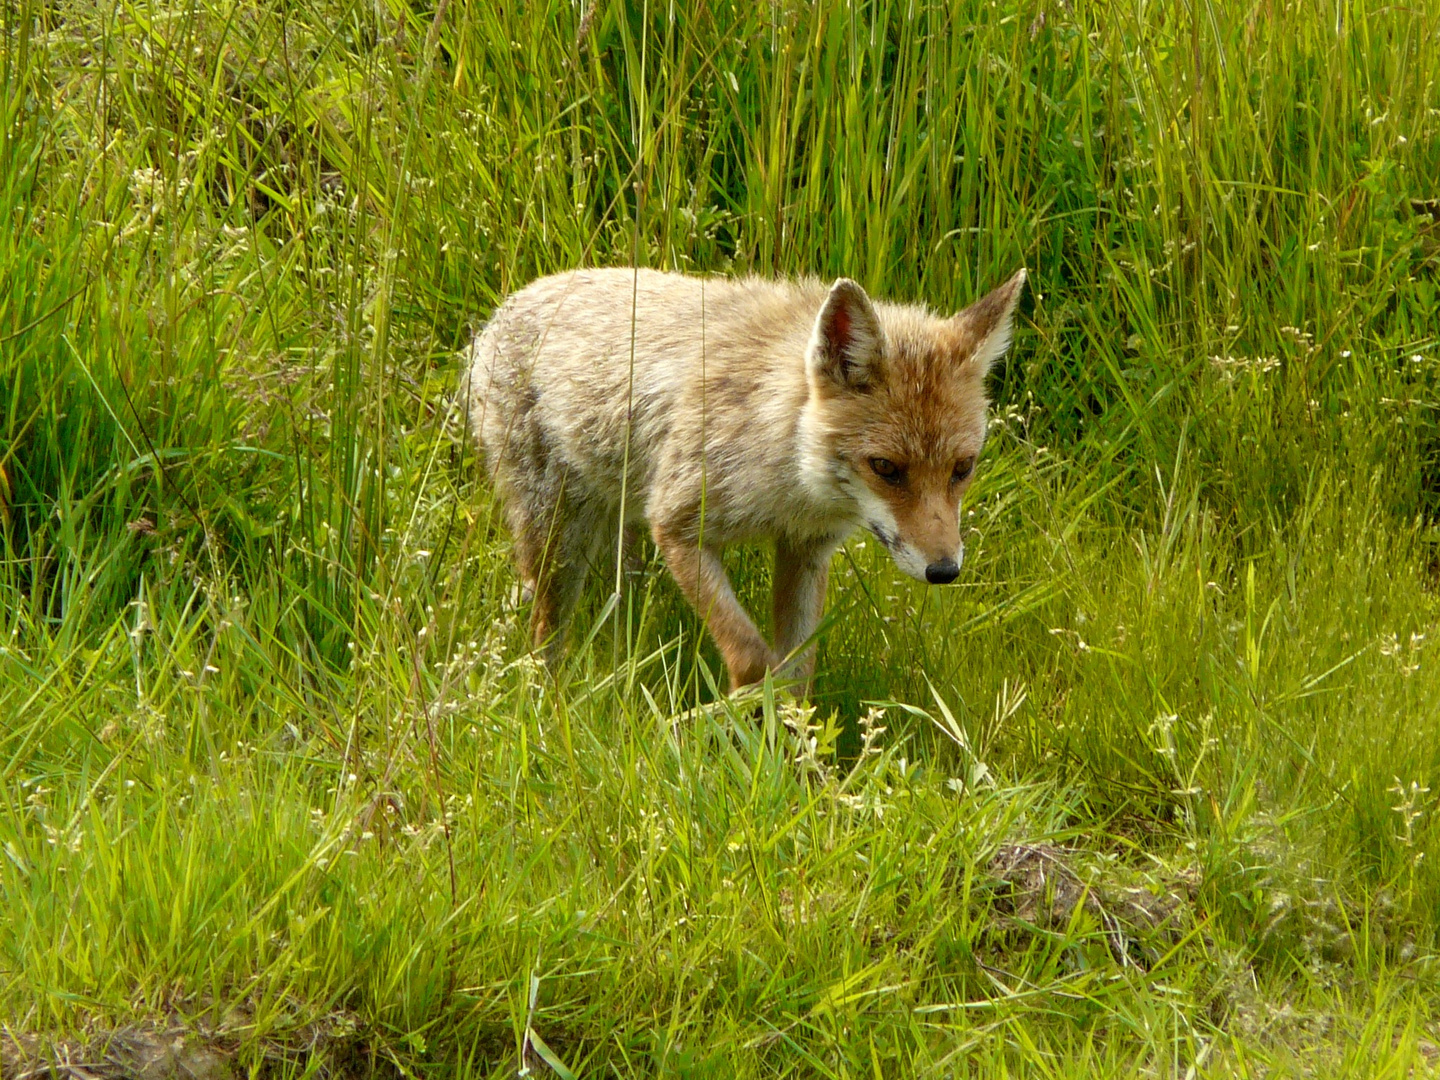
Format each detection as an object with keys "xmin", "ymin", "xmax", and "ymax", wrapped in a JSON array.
[{"xmin": 1388, "ymin": 778, "xmax": 1430, "ymax": 848}]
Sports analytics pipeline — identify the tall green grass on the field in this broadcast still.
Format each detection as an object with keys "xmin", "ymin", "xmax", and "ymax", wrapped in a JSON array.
[{"xmin": 3, "ymin": 0, "xmax": 1439, "ymax": 1075}]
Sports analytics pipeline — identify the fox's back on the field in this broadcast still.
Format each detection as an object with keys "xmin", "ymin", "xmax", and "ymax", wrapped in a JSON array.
[{"xmin": 467, "ymin": 268, "xmax": 819, "ymax": 501}]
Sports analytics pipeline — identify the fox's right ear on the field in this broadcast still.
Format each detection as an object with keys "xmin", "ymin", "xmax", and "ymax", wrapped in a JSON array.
[
  {"xmin": 807, "ymin": 278, "xmax": 885, "ymax": 391},
  {"xmin": 953, "ymin": 267, "xmax": 1027, "ymax": 375}
]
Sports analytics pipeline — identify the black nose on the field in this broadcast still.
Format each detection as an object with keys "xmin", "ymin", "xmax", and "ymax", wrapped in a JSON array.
[{"xmin": 925, "ymin": 559, "xmax": 960, "ymax": 585}]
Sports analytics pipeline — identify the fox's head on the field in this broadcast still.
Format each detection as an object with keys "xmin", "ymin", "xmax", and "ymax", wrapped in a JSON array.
[{"xmin": 800, "ymin": 269, "xmax": 1026, "ymax": 584}]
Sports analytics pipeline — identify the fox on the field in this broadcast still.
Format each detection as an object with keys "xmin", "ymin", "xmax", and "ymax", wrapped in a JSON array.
[{"xmin": 465, "ymin": 266, "xmax": 1026, "ymax": 690}]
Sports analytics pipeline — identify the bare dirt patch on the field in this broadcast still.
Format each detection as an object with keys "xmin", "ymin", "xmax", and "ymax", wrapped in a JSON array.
[{"xmin": 1, "ymin": 1010, "xmax": 396, "ymax": 1080}]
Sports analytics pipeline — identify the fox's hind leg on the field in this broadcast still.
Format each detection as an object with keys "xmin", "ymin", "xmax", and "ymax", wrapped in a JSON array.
[{"xmin": 512, "ymin": 492, "xmax": 615, "ymax": 666}]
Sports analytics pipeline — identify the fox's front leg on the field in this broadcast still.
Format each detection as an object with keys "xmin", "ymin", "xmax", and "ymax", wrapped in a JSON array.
[
  {"xmin": 773, "ymin": 535, "xmax": 836, "ymax": 687},
  {"xmin": 652, "ymin": 522, "xmax": 777, "ymax": 689}
]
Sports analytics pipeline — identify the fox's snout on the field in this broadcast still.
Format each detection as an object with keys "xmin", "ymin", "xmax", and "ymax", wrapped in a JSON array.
[
  {"xmin": 862, "ymin": 499, "xmax": 965, "ymax": 585},
  {"xmin": 879, "ymin": 531, "xmax": 965, "ymax": 586},
  {"xmin": 869, "ymin": 485, "xmax": 968, "ymax": 586}
]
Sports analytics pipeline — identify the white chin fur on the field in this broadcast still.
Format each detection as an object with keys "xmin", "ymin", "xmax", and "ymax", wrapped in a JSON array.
[{"xmin": 889, "ymin": 544, "xmax": 930, "ymax": 582}]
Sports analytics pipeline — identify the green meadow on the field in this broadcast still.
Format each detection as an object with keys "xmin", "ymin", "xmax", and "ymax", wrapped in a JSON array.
[{"xmin": 4, "ymin": 0, "xmax": 1440, "ymax": 1074}]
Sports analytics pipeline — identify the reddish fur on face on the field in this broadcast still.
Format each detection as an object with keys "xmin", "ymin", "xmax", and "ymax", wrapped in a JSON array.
[
  {"xmin": 816, "ymin": 328, "xmax": 990, "ymax": 564},
  {"xmin": 806, "ymin": 271, "xmax": 1026, "ymax": 576}
]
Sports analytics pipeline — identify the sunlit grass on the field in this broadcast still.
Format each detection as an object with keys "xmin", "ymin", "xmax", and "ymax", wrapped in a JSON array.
[{"xmin": 2, "ymin": 0, "xmax": 1439, "ymax": 1075}]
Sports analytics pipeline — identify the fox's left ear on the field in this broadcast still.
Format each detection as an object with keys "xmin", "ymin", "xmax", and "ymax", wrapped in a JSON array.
[{"xmin": 953, "ymin": 267, "xmax": 1027, "ymax": 374}]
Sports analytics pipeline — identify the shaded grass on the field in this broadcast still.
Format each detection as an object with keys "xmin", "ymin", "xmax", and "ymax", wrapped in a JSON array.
[{"xmin": 3, "ymin": 0, "xmax": 1440, "ymax": 1074}]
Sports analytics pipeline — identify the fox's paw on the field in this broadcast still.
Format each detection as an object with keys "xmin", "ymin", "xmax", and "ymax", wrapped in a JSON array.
[{"xmin": 724, "ymin": 646, "xmax": 783, "ymax": 692}]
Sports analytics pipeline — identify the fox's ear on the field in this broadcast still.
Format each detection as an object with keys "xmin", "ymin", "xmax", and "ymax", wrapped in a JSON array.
[
  {"xmin": 954, "ymin": 267, "xmax": 1027, "ymax": 374},
  {"xmin": 807, "ymin": 278, "xmax": 885, "ymax": 391}
]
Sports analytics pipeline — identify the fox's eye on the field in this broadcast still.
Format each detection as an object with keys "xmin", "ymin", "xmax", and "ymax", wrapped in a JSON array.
[
  {"xmin": 869, "ymin": 457, "xmax": 903, "ymax": 484},
  {"xmin": 952, "ymin": 459, "xmax": 975, "ymax": 484}
]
